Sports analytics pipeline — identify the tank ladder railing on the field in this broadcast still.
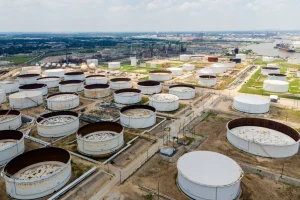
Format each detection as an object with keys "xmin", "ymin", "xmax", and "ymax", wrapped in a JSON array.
[{"xmin": 25, "ymin": 96, "xmax": 39, "ymax": 107}]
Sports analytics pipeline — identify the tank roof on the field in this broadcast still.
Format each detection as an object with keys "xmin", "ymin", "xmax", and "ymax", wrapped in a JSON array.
[
  {"xmin": 137, "ymin": 80, "xmax": 160, "ymax": 86},
  {"xmin": 177, "ymin": 151, "xmax": 243, "ymax": 187},
  {"xmin": 110, "ymin": 78, "xmax": 131, "ymax": 82},
  {"xmin": 18, "ymin": 74, "xmax": 40, "ymax": 78},
  {"xmin": 120, "ymin": 105, "xmax": 156, "ymax": 113},
  {"xmin": 64, "ymin": 72, "xmax": 84, "ymax": 75},
  {"xmin": 9, "ymin": 91, "xmax": 42, "ymax": 98},
  {"xmin": 19, "ymin": 84, "xmax": 46, "ymax": 89},
  {"xmin": 77, "ymin": 122, "xmax": 123, "ymax": 137},
  {"xmin": 234, "ymin": 95, "xmax": 269, "ymax": 105},
  {"xmin": 59, "ymin": 80, "xmax": 83, "ymax": 85},
  {"xmin": 114, "ymin": 88, "xmax": 141, "ymax": 94},
  {"xmin": 84, "ymin": 84, "xmax": 109, "ymax": 89}
]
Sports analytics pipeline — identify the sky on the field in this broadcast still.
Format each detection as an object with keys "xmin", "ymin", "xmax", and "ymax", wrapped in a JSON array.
[{"xmin": 0, "ymin": 0, "xmax": 299, "ymax": 32}]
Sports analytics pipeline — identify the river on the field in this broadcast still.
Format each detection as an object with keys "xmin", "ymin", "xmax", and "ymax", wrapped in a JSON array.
[{"xmin": 242, "ymin": 40, "xmax": 300, "ymax": 58}]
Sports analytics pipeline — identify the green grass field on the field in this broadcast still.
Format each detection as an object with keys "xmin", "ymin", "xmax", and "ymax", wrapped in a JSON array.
[
  {"xmin": 239, "ymin": 59, "xmax": 300, "ymax": 100},
  {"xmin": 0, "ymin": 55, "xmax": 37, "ymax": 64},
  {"xmin": 102, "ymin": 64, "xmax": 166, "ymax": 74}
]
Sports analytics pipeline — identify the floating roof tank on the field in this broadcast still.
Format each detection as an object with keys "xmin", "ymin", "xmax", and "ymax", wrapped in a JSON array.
[
  {"xmin": 149, "ymin": 70, "xmax": 172, "ymax": 81},
  {"xmin": 84, "ymin": 84, "xmax": 111, "ymax": 99},
  {"xmin": 0, "ymin": 110, "xmax": 22, "ymax": 130},
  {"xmin": 3, "ymin": 147, "xmax": 72, "ymax": 199},
  {"xmin": 261, "ymin": 67, "xmax": 280, "ymax": 75},
  {"xmin": 110, "ymin": 78, "xmax": 132, "ymax": 90},
  {"xmin": 37, "ymin": 76, "xmax": 60, "ymax": 88},
  {"xmin": 37, "ymin": 111, "xmax": 79, "ymax": 137},
  {"xmin": 59, "ymin": 80, "xmax": 84, "ymax": 93},
  {"xmin": 47, "ymin": 92, "xmax": 79, "ymax": 111},
  {"xmin": 0, "ymin": 81, "xmax": 19, "ymax": 94},
  {"xmin": 86, "ymin": 75, "xmax": 107, "ymax": 85},
  {"xmin": 137, "ymin": 80, "xmax": 161, "ymax": 94},
  {"xmin": 268, "ymin": 73, "xmax": 287, "ymax": 81},
  {"xmin": 227, "ymin": 118, "xmax": 300, "ymax": 158},
  {"xmin": 120, "ymin": 105, "xmax": 156, "ymax": 128},
  {"xmin": 64, "ymin": 72, "xmax": 85, "ymax": 81},
  {"xmin": 149, "ymin": 94, "xmax": 179, "ymax": 112},
  {"xmin": 167, "ymin": 68, "xmax": 183, "ymax": 76},
  {"xmin": 169, "ymin": 85, "xmax": 195, "ymax": 100},
  {"xmin": 19, "ymin": 83, "xmax": 48, "ymax": 96},
  {"xmin": 45, "ymin": 69, "xmax": 65, "ymax": 78},
  {"xmin": 114, "ymin": 88, "xmax": 142, "ymax": 104},
  {"xmin": 17, "ymin": 74, "xmax": 40, "ymax": 85},
  {"xmin": 77, "ymin": 122, "xmax": 124, "ymax": 157},
  {"xmin": 198, "ymin": 75, "xmax": 217, "ymax": 86}
]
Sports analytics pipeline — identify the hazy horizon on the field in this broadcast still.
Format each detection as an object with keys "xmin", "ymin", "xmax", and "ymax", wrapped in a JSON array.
[{"xmin": 0, "ymin": 0, "xmax": 299, "ymax": 32}]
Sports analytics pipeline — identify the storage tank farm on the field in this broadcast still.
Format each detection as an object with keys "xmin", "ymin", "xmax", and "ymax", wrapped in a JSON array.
[
  {"xmin": 263, "ymin": 80, "xmax": 289, "ymax": 93},
  {"xmin": 137, "ymin": 80, "xmax": 161, "ymax": 95},
  {"xmin": 110, "ymin": 78, "xmax": 132, "ymax": 90},
  {"xmin": 45, "ymin": 69, "xmax": 65, "ymax": 78},
  {"xmin": 227, "ymin": 118, "xmax": 300, "ymax": 158},
  {"xmin": 64, "ymin": 72, "xmax": 85, "ymax": 81},
  {"xmin": 261, "ymin": 67, "xmax": 280, "ymax": 75},
  {"xmin": 59, "ymin": 80, "xmax": 84, "ymax": 93},
  {"xmin": 9, "ymin": 91, "xmax": 43, "ymax": 109},
  {"xmin": 0, "ymin": 130, "xmax": 25, "ymax": 166},
  {"xmin": 167, "ymin": 68, "xmax": 183, "ymax": 76},
  {"xmin": 17, "ymin": 74, "xmax": 40, "ymax": 85},
  {"xmin": 19, "ymin": 83, "xmax": 48, "ymax": 96},
  {"xmin": 0, "ymin": 110, "xmax": 22, "ymax": 130},
  {"xmin": 37, "ymin": 111, "xmax": 79, "ymax": 137},
  {"xmin": 120, "ymin": 105, "xmax": 156, "ymax": 128},
  {"xmin": 268, "ymin": 74, "xmax": 287, "ymax": 81},
  {"xmin": 177, "ymin": 151, "xmax": 243, "ymax": 200},
  {"xmin": 2, "ymin": 147, "xmax": 72, "ymax": 199},
  {"xmin": 86, "ymin": 75, "xmax": 107, "ymax": 85},
  {"xmin": 199, "ymin": 75, "xmax": 217, "ymax": 86},
  {"xmin": 84, "ymin": 84, "xmax": 111, "ymax": 99},
  {"xmin": 0, "ymin": 89, "xmax": 6, "ymax": 104},
  {"xmin": 169, "ymin": 85, "xmax": 195, "ymax": 100},
  {"xmin": 233, "ymin": 95, "xmax": 270, "ymax": 114},
  {"xmin": 148, "ymin": 70, "xmax": 172, "ymax": 81},
  {"xmin": 77, "ymin": 122, "xmax": 124, "ymax": 157},
  {"xmin": 0, "ymin": 81, "xmax": 19, "ymax": 94},
  {"xmin": 47, "ymin": 92, "xmax": 80, "ymax": 111},
  {"xmin": 37, "ymin": 76, "xmax": 60, "ymax": 88},
  {"xmin": 114, "ymin": 89, "xmax": 142, "ymax": 104},
  {"xmin": 149, "ymin": 94, "xmax": 179, "ymax": 112}
]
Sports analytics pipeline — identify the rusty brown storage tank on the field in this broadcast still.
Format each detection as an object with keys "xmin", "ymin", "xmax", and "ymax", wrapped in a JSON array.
[{"xmin": 208, "ymin": 56, "xmax": 218, "ymax": 62}]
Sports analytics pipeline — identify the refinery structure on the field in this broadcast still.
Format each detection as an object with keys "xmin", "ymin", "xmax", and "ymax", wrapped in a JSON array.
[{"xmin": 1, "ymin": 33, "xmax": 300, "ymax": 200}]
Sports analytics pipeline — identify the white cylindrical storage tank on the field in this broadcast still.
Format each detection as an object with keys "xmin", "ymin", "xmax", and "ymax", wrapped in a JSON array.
[
  {"xmin": 86, "ymin": 75, "xmax": 107, "ymax": 85},
  {"xmin": 149, "ymin": 94, "xmax": 179, "ymax": 112},
  {"xmin": 261, "ymin": 67, "xmax": 280, "ymax": 75},
  {"xmin": 137, "ymin": 81, "xmax": 161, "ymax": 95},
  {"xmin": 64, "ymin": 72, "xmax": 85, "ymax": 81},
  {"xmin": 169, "ymin": 85, "xmax": 195, "ymax": 100},
  {"xmin": 288, "ymin": 57, "xmax": 300, "ymax": 64},
  {"xmin": 114, "ymin": 89, "xmax": 142, "ymax": 104},
  {"xmin": 17, "ymin": 74, "xmax": 40, "ymax": 85},
  {"xmin": 77, "ymin": 122, "xmax": 124, "ymax": 157},
  {"xmin": 37, "ymin": 111, "xmax": 79, "ymax": 137},
  {"xmin": 182, "ymin": 64, "xmax": 195, "ymax": 71},
  {"xmin": 47, "ymin": 93, "xmax": 79, "ymax": 111},
  {"xmin": 227, "ymin": 118, "xmax": 300, "ymax": 158},
  {"xmin": 263, "ymin": 57, "xmax": 275, "ymax": 62},
  {"xmin": 0, "ymin": 89, "xmax": 6, "ymax": 104},
  {"xmin": 0, "ymin": 81, "xmax": 19, "ymax": 94},
  {"xmin": 0, "ymin": 130, "xmax": 25, "ymax": 166},
  {"xmin": 222, "ymin": 61, "xmax": 236, "ymax": 68},
  {"xmin": 167, "ymin": 68, "xmax": 183, "ymax": 76},
  {"xmin": 235, "ymin": 54, "xmax": 246, "ymax": 61},
  {"xmin": 9, "ymin": 91, "xmax": 43, "ymax": 109},
  {"xmin": 3, "ymin": 147, "xmax": 72, "ymax": 199},
  {"xmin": 233, "ymin": 95, "xmax": 270, "ymax": 114},
  {"xmin": 268, "ymin": 74, "xmax": 287, "ymax": 81},
  {"xmin": 263, "ymin": 80, "xmax": 289, "ymax": 93},
  {"xmin": 120, "ymin": 105, "xmax": 156, "ymax": 129},
  {"xmin": 199, "ymin": 75, "xmax": 217, "ymax": 86},
  {"xmin": 108, "ymin": 62, "xmax": 121, "ymax": 69},
  {"xmin": 177, "ymin": 151, "xmax": 243, "ymax": 200},
  {"xmin": 150, "ymin": 63, "xmax": 156, "ymax": 68},
  {"xmin": 45, "ymin": 69, "xmax": 65, "ymax": 78},
  {"xmin": 37, "ymin": 76, "xmax": 60, "ymax": 88},
  {"xmin": 210, "ymin": 63, "xmax": 227, "ymax": 73},
  {"xmin": 267, "ymin": 63, "xmax": 280, "ymax": 68},
  {"xmin": 59, "ymin": 80, "xmax": 84, "ymax": 93},
  {"xmin": 19, "ymin": 84, "xmax": 48, "ymax": 96},
  {"xmin": 196, "ymin": 68, "xmax": 216, "ymax": 76},
  {"xmin": 297, "ymin": 70, "xmax": 300, "ymax": 78},
  {"xmin": 149, "ymin": 70, "xmax": 172, "ymax": 81},
  {"xmin": 180, "ymin": 54, "xmax": 190, "ymax": 61},
  {"xmin": 0, "ymin": 110, "xmax": 22, "ymax": 130},
  {"xmin": 110, "ymin": 78, "xmax": 132, "ymax": 90},
  {"xmin": 84, "ymin": 84, "xmax": 111, "ymax": 99},
  {"xmin": 130, "ymin": 57, "xmax": 137, "ymax": 66}
]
